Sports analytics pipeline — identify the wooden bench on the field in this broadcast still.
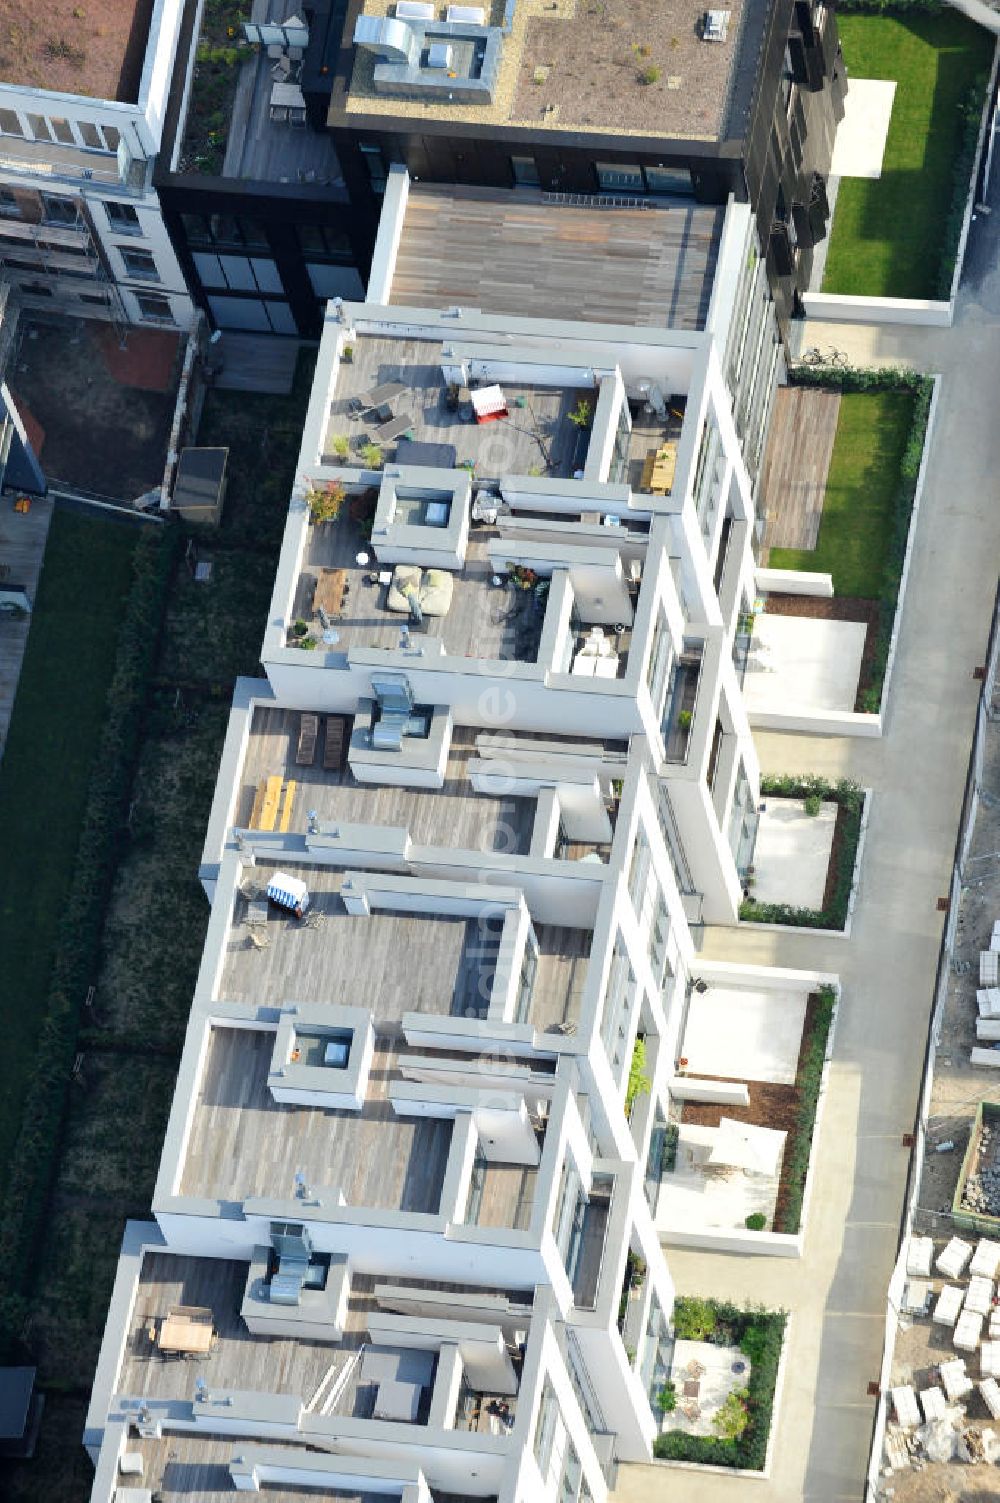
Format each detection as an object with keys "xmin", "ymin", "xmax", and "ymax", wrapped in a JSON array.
[
  {"xmin": 323, "ymin": 715, "xmax": 348, "ymax": 770},
  {"xmin": 296, "ymin": 712, "xmax": 319, "ymax": 765}
]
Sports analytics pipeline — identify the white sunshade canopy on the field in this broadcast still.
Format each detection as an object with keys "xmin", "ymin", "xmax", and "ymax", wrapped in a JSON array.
[
  {"xmin": 708, "ymin": 1117, "xmax": 785, "ymax": 1178},
  {"xmin": 267, "ymin": 871, "xmax": 310, "ymax": 911}
]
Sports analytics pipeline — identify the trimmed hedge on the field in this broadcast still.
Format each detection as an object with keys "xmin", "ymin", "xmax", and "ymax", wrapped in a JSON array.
[
  {"xmin": 0, "ymin": 526, "xmax": 177, "ymax": 1354},
  {"xmin": 837, "ymin": 0, "xmax": 943, "ymax": 11},
  {"xmin": 775, "ymin": 984, "xmax": 837, "ymax": 1235},
  {"xmin": 740, "ymin": 776, "xmax": 863, "ymax": 930},
  {"xmin": 789, "ymin": 368, "xmax": 934, "ymax": 711},
  {"xmin": 653, "ymin": 1300, "xmax": 786, "ymax": 1470},
  {"xmin": 935, "ymin": 78, "xmax": 989, "ymax": 299}
]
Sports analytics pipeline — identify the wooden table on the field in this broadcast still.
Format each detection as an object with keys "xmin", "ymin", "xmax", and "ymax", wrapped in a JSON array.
[
  {"xmin": 158, "ymin": 1307, "xmax": 214, "ymax": 1355},
  {"xmin": 313, "ymin": 567, "xmax": 347, "ymax": 617},
  {"xmin": 641, "ymin": 441, "xmax": 678, "ymax": 495}
]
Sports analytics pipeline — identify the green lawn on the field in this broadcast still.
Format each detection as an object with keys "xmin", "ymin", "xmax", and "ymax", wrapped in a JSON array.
[
  {"xmin": 769, "ymin": 390, "xmax": 914, "ymax": 597},
  {"xmin": 822, "ymin": 11, "xmax": 990, "ymax": 298},
  {"xmin": 0, "ymin": 510, "xmax": 137, "ymax": 1185}
]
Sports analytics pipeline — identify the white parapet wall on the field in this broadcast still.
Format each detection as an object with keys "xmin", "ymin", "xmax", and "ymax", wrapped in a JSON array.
[{"xmin": 755, "ymin": 568, "xmax": 833, "ymax": 598}]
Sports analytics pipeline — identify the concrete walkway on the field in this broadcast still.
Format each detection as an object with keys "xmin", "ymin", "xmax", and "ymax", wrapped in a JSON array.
[{"xmin": 615, "ymin": 206, "xmax": 1000, "ymax": 1501}]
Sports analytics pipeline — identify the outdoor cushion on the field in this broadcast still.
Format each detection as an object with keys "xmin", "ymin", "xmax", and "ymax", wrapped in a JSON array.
[
  {"xmin": 387, "ymin": 564, "xmax": 423, "ymax": 613},
  {"xmin": 419, "ymin": 569, "xmax": 455, "ymax": 617}
]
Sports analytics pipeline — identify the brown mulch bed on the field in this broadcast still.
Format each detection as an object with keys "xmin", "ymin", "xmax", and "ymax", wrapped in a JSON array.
[
  {"xmin": 680, "ymin": 993, "xmax": 824, "ymax": 1233},
  {"xmin": 763, "ymin": 592, "xmax": 880, "ymax": 712}
]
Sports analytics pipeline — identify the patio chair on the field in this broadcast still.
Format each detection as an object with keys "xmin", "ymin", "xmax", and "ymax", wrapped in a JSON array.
[{"xmin": 247, "ymin": 930, "xmax": 270, "ymax": 951}]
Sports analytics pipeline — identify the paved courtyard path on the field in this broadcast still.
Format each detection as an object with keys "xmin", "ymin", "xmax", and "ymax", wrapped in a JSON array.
[{"xmin": 615, "ymin": 199, "xmax": 1000, "ymax": 1501}]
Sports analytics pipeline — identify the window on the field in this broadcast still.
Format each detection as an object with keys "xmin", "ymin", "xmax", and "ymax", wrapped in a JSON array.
[
  {"xmin": 106, "ymin": 202, "xmax": 140, "ymax": 233},
  {"xmin": 511, "ymin": 154, "xmax": 540, "ymax": 186},
  {"xmin": 0, "ymin": 189, "xmax": 18, "ymax": 218},
  {"xmin": 646, "ymin": 608, "xmax": 674, "ymax": 721},
  {"xmin": 602, "ymin": 934, "xmax": 637, "ymax": 1083},
  {"xmin": 80, "ymin": 291, "xmax": 110, "ymax": 305},
  {"xmin": 359, "ymin": 142, "xmax": 388, "ymax": 194},
  {"xmin": 0, "ymin": 110, "xmax": 24, "ymax": 137},
  {"xmin": 49, "ymin": 118, "xmax": 75, "ymax": 145},
  {"xmin": 41, "ymin": 194, "xmax": 78, "ymax": 225},
  {"xmin": 136, "ymin": 292, "xmax": 173, "ymax": 323},
  {"xmin": 644, "ymin": 166, "xmax": 693, "ymax": 196},
  {"xmin": 120, "ymin": 247, "xmax": 159, "ymax": 280},
  {"xmin": 180, "ymin": 212, "xmax": 211, "ymax": 246},
  {"xmin": 297, "ymin": 223, "xmax": 352, "ymax": 260},
  {"xmin": 596, "ymin": 162, "xmax": 643, "ymax": 192},
  {"xmin": 20, "ymin": 283, "xmax": 53, "ymax": 297}
]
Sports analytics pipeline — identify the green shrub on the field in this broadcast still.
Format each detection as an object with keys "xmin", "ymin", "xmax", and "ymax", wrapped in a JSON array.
[
  {"xmin": 803, "ymin": 792, "xmax": 823, "ymax": 817},
  {"xmin": 774, "ymin": 985, "xmax": 836, "ymax": 1234},
  {"xmin": 714, "ymin": 1389, "xmax": 750, "ymax": 1440},
  {"xmin": 661, "ymin": 1120, "xmax": 679, "ymax": 1173},
  {"xmin": 741, "ymin": 778, "xmax": 863, "ymax": 929},
  {"xmin": 625, "ymin": 1036, "xmax": 651, "ymax": 1116},
  {"xmin": 638, "ymin": 64, "xmax": 661, "ymax": 84},
  {"xmin": 745, "ymin": 1212, "xmax": 766, "ymax": 1231},
  {"xmin": 673, "ymin": 1296, "xmax": 718, "ymax": 1342},
  {"xmin": 934, "ymin": 78, "xmax": 988, "ymax": 298},
  {"xmin": 657, "ymin": 1381, "xmax": 677, "ymax": 1413}
]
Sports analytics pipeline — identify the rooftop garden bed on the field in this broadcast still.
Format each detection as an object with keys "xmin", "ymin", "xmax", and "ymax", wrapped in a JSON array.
[
  {"xmin": 678, "ymin": 985, "xmax": 836, "ymax": 1236},
  {"xmin": 768, "ymin": 368, "xmax": 933, "ymax": 712},
  {"xmin": 741, "ymin": 776, "xmax": 864, "ymax": 930},
  {"xmin": 653, "ymin": 1299, "xmax": 786, "ymax": 1470},
  {"xmin": 821, "ymin": 9, "xmax": 991, "ymax": 299},
  {"xmin": 180, "ymin": 0, "xmax": 251, "ymax": 175}
]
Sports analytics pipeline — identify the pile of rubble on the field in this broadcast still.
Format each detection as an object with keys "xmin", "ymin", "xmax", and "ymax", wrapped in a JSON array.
[{"xmin": 961, "ymin": 1121, "xmax": 1000, "ymax": 1217}]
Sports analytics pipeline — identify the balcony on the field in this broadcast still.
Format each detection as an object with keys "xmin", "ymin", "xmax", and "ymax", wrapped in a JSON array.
[
  {"xmin": 570, "ymin": 1174, "xmax": 614, "ymax": 1310},
  {"xmin": 660, "ymin": 646, "xmax": 704, "ymax": 764}
]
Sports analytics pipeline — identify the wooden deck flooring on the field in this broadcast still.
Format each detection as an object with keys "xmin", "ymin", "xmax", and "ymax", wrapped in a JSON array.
[
  {"xmin": 180, "ymin": 1025, "xmax": 453, "ymax": 1209},
  {"xmin": 297, "ymin": 525, "xmax": 544, "ymax": 663},
  {"xmin": 130, "ymin": 1434, "xmax": 383, "ymax": 1503},
  {"xmin": 241, "ymin": 710, "xmax": 535, "ymax": 856},
  {"xmin": 391, "ymin": 186, "xmax": 723, "ymax": 330},
  {"xmin": 758, "ymin": 387, "xmax": 841, "ymax": 557},
  {"xmin": 119, "ymin": 1255, "xmax": 355, "ymax": 1405},
  {"xmin": 222, "ymin": 866, "xmax": 513, "ymax": 1022}
]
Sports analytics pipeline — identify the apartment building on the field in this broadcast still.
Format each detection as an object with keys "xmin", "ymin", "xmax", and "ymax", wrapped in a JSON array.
[
  {"xmin": 153, "ymin": 0, "xmax": 843, "ymax": 349},
  {"xmin": 0, "ymin": 0, "xmax": 194, "ymax": 329}
]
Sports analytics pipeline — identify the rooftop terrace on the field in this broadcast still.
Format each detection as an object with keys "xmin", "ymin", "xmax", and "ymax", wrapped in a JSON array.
[
  {"xmin": 123, "ymin": 1434, "xmax": 389, "ymax": 1503},
  {"xmin": 323, "ymin": 333, "xmax": 593, "ymax": 472},
  {"xmin": 220, "ymin": 864, "xmax": 509, "ymax": 1021},
  {"xmin": 390, "ymin": 187, "xmax": 724, "ymax": 330},
  {"xmin": 119, "ymin": 1254, "xmax": 366, "ymax": 1405},
  {"xmin": 180, "ymin": 0, "xmax": 342, "ymax": 182},
  {"xmin": 179, "ymin": 1024, "xmax": 453, "ymax": 1207},
  {"xmin": 241, "ymin": 717, "xmax": 535, "ymax": 856},
  {"xmin": 336, "ymin": 0, "xmax": 756, "ymax": 139}
]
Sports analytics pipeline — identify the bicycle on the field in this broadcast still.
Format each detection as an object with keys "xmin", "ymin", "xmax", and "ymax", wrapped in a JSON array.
[{"xmin": 800, "ymin": 345, "xmax": 850, "ymax": 368}]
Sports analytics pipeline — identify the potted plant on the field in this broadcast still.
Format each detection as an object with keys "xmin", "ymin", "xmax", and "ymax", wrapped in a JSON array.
[
  {"xmin": 677, "ymin": 709, "xmax": 693, "ymax": 730},
  {"xmin": 330, "ymin": 435, "xmax": 350, "ymax": 461},
  {"xmin": 342, "ymin": 343, "xmax": 354, "ymax": 363},
  {"xmin": 745, "ymin": 1212, "xmax": 766, "ymax": 1231},
  {"xmin": 305, "ymin": 479, "xmax": 345, "ymax": 524},
  {"xmin": 657, "ymin": 1382, "xmax": 677, "ymax": 1414},
  {"xmin": 360, "ymin": 441, "xmax": 383, "ymax": 470},
  {"xmin": 568, "ymin": 397, "xmax": 593, "ymax": 429}
]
